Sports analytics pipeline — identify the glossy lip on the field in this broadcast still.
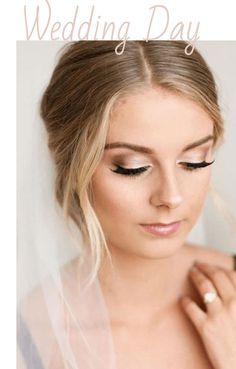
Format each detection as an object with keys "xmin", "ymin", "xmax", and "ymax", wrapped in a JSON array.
[{"xmin": 140, "ymin": 221, "xmax": 181, "ymax": 237}]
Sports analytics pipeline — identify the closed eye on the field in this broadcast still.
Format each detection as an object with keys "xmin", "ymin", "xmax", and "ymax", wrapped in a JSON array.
[
  {"xmin": 110, "ymin": 165, "xmax": 150, "ymax": 176},
  {"xmin": 110, "ymin": 160, "xmax": 215, "ymax": 177},
  {"xmin": 179, "ymin": 160, "xmax": 215, "ymax": 171}
]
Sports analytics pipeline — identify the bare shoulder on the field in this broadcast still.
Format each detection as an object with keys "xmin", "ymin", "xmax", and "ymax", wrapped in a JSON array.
[
  {"xmin": 18, "ymin": 283, "xmax": 49, "ymax": 323},
  {"xmin": 183, "ymin": 243, "xmax": 235, "ymax": 270},
  {"xmin": 19, "ymin": 257, "xmax": 80, "ymax": 316},
  {"xmin": 18, "ymin": 276, "xmax": 64, "ymax": 367}
]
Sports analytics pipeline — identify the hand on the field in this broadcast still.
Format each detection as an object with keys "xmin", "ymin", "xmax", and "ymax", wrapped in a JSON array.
[{"xmin": 180, "ymin": 262, "xmax": 236, "ymax": 369}]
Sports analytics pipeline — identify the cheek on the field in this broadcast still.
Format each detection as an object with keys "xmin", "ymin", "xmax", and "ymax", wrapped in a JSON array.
[
  {"xmin": 185, "ymin": 171, "xmax": 211, "ymax": 208},
  {"xmin": 91, "ymin": 172, "xmax": 141, "ymax": 220}
]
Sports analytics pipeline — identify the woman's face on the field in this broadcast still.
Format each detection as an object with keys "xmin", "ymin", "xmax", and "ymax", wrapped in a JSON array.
[{"xmin": 91, "ymin": 87, "xmax": 214, "ymax": 259}]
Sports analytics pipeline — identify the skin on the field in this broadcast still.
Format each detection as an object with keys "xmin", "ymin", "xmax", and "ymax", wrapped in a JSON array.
[
  {"xmin": 90, "ymin": 86, "xmax": 236, "ymax": 368},
  {"xmin": 91, "ymin": 87, "xmax": 214, "ymax": 264}
]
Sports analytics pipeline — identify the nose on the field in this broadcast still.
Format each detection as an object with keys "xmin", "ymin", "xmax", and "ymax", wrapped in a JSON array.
[{"xmin": 149, "ymin": 168, "xmax": 183, "ymax": 209}]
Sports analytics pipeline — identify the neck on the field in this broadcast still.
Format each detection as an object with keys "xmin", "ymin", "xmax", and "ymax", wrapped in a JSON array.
[{"xmin": 98, "ymin": 244, "xmax": 189, "ymax": 327}]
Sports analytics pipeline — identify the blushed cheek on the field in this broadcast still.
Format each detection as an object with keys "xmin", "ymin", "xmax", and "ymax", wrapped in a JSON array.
[
  {"xmin": 187, "ymin": 173, "xmax": 211, "ymax": 212},
  {"xmin": 91, "ymin": 175, "xmax": 138, "ymax": 220}
]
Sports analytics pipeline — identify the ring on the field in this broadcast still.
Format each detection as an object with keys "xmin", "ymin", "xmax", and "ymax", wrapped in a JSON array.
[{"xmin": 203, "ymin": 291, "xmax": 217, "ymax": 304}]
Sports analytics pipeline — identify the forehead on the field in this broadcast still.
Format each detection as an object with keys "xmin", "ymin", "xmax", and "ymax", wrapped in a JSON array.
[{"xmin": 108, "ymin": 87, "xmax": 213, "ymax": 153}]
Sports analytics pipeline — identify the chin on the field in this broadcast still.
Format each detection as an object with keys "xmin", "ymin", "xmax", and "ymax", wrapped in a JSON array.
[
  {"xmin": 110, "ymin": 236, "xmax": 186, "ymax": 261},
  {"xmin": 142, "ymin": 238, "xmax": 186, "ymax": 259}
]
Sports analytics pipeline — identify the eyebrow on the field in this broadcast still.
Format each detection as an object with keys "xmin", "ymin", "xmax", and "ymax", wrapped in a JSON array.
[{"xmin": 104, "ymin": 135, "xmax": 214, "ymax": 154}]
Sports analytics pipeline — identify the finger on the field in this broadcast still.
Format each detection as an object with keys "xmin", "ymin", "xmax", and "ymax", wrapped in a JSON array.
[
  {"xmin": 195, "ymin": 262, "xmax": 236, "ymax": 303},
  {"xmin": 227, "ymin": 270, "xmax": 236, "ymax": 289},
  {"xmin": 218, "ymin": 267, "xmax": 236, "ymax": 289},
  {"xmin": 189, "ymin": 266, "xmax": 222, "ymax": 314},
  {"xmin": 180, "ymin": 295, "xmax": 206, "ymax": 333},
  {"xmin": 210, "ymin": 264, "xmax": 236, "ymax": 289}
]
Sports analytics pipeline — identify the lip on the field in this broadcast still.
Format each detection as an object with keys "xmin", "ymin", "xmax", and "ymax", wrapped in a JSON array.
[{"xmin": 140, "ymin": 221, "xmax": 181, "ymax": 237}]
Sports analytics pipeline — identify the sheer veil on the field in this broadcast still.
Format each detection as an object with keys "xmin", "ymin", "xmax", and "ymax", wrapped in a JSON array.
[{"xmin": 17, "ymin": 54, "xmax": 117, "ymax": 369}]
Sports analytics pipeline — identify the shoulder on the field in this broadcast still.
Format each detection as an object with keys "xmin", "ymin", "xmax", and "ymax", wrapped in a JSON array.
[
  {"xmin": 18, "ymin": 277, "xmax": 65, "ymax": 368},
  {"xmin": 182, "ymin": 243, "xmax": 235, "ymax": 270},
  {"xmin": 18, "ymin": 284, "xmax": 49, "ymax": 327},
  {"xmin": 18, "ymin": 257, "xmax": 81, "ymax": 327},
  {"xmin": 18, "ymin": 281, "xmax": 56, "ymax": 351}
]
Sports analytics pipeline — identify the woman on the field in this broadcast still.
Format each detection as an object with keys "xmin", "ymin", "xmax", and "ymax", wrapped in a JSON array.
[{"xmin": 18, "ymin": 41, "xmax": 236, "ymax": 369}]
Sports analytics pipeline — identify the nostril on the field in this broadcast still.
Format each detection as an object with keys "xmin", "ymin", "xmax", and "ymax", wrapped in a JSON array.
[
  {"xmin": 149, "ymin": 169, "xmax": 183, "ymax": 208},
  {"xmin": 151, "ymin": 187, "xmax": 183, "ymax": 209}
]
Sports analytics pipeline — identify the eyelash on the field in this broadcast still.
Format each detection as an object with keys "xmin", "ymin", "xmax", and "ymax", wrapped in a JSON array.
[{"xmin": 111, "ymin": 160, "xmax": 215, "ymax": 177}]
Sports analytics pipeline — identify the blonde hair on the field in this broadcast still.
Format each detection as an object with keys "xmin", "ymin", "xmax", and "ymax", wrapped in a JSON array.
[{"xmin": 40, "ymin": 41, "xmax": 224, "ymax": 284}]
